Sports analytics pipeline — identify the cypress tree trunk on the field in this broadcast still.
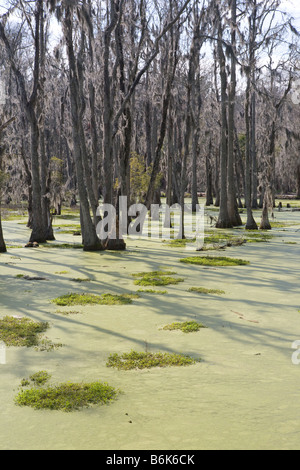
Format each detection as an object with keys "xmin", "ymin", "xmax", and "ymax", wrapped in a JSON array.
[
  {"xmin": 0, "ymin": 211, "xmax": 6, "ymax": 253},
  {"xmin": 251, "ymin": 91, "xmax": 258, "ymax": 208},
  {"xmin": 205, "ymin": 146, "xmax": 214, "ymax": 206},
  {"xmin": 297, "ymin": 162, "xmax": 300, "ymax": 199},
  {"xmin": 227, "ymin": 0, "xmax": 242, "ymax": 227},
  {"xmin": 260, "ymin": 190, "xmax": 272, "ymax": 230},
  {"xmin": 29, "ymin": 117, "xmax": 47, "ymax": 243},
  {"xmin": 0, "ymin": 2, "xmax": 48, "ymax": 244},
  {"xmin": 64, "ymin": 6, "xmax": 103, "ymax": 252},
  {"xmin": 0, "ymin": 137, "xmax": 6, "ymax": 253},
  {"xmin": 216, "ymin": 23, "xmax": 232, "ymax": 229},
  {"xmin": 245, "ymin": 74, "xmax": 258, "ymax": 230},
  {"xmin": 214, "ymin": 149, "xmax": 220, "ymax": 207}
]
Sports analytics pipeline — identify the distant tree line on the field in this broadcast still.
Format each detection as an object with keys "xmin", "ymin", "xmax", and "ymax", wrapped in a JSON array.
[{"xmin": 0, "ymin": 0, "xmax": 299, "ymax": 252}]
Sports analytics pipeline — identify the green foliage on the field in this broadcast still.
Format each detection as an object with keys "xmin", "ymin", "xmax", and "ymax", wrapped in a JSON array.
[
  {"xmin": 271, "ymin": 221, "xmax": 300, "ymax": 228},
  {"xmin": 162, "ymin": 321, "xmax": 206, "ymax": 333},
  {"xmin": 132, "ymin": 270, "xmax": 184, "ymax": 286},
  {"xmin": 164, "ymin": 230, "xmax": 272, "ymax": 250},
  {"xmin": 188, "ymin": 287, "xmax": 225, "ymax": 295},
  {"xmin": 50, "ymin": 157, "xmax": 63, "ymax": 185},
  {"xmin": 23, "ymin": 371, "xmax": 52, "ymax": 387},
  {"xmin": 180, "ymin": 256, "xmax": 250, "ymax": 266},
  {"xmin": 41, "ymin": 243, "xmax": 83, "ymax": 249},
  {"xmin": 130, "ymin": 152, "xmax": 162, "ymax": 203},
  {"xmin": 244, "ymin": 232, "xmax": 273, "ymax": 243},
  {"xmin": 35, "ymin": 338, "xmax": 63, "ymax": 352},
  {"xmin": 164, "ymin": 239, "xmax": 196, "ymax": 248},
  {"xmin": 0, "ymin": 316, "xmax": 49, "ymax": 347},
  {"xmin": 52, "ymin": 293, "xmax": 139, "ymax": 307},
  {"xmin": 137, "ymin": 289, "xmax": 168, "ymax": 295},
  {"xmin": 15, "ymin": 378, "xmax": 119, "ymax": 412},
  {"xmin": 55, "ymin": 310, "xmax": 81, "ymax": 316},
  {"xmin": 106, "ymin": 350, "xmax": 199, "ymax": 370}
]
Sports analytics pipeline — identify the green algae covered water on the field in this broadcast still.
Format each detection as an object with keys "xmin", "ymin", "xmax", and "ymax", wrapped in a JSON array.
[{"xmin": 1, "ymin": 210, "xmax": 300, "ymax": 450}]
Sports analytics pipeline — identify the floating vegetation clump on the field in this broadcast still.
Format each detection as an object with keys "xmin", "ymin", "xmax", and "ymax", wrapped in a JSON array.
[
  {"xmin": 162, "ymin": 321, "xmax": 206, "ymax": 333},
  {"xmin": 0, "ymin": 316, "xmax": 49, "ymax": 348},
  {"xmin": 132, "ymin": 270, "xmax": 184, "ymax": 286},
  {"xmin": 35, "ymin": 338, "xmax": 63, "ymax": 352},
  {"xmin": 188, "ymin": 287, "xmax": 225, "ymax": 295},
  {"xmin": 0, "ymin": 316, "xmax": 62, "ymax": 352},
  {"xmin": 244, "ymin": 232, "xmax": 273, "ymax": 243},
  {"xmin": 52, "ymin": 293, "xmax": 139, "ymax": 307},
  {"xmin": 54, "ymin": 224, "xmax": 81, "ymax": 235},
  {"xmin": 204, "ymin": 231, "xmax": 242, "ymax": 244},
  {"xmin": 55, "ymin": 310, "xmax": 82, "ymax": 316},
  {"xmin": 21, "ymin": 371, "xmax": 52, "ymax": 387},
  {"xmin": 15, "ymin": 373, "xmax": 119, "ymax": 412},
  {"xmin": 164, "ymin": 229, "xmax": 272, "ymax": 250},
  {"xmin": 106, "ymin": 350, "xmax": 199, "ymax": 370},
  {"xmin": 41, "ymin": 243, "xmax": 83, "ymax": 249},
  {"xmin": 180, "ymin": 256, "xmax": 249, "ymax": 267},
  {"xmin": 271, "ymin": 221, "xmax": 299, "ymax": 228},
  {"xmin": 164, "ymin": 239, "xmax": 195, "ymax": 248},
  {"xmin": 137, "ymin": 289, "xmax": 168, "ymax": 295}
]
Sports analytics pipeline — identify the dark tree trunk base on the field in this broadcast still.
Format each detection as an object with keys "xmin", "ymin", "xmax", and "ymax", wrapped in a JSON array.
[
  {"xmin": 103, "ymin": 238, "xmax": 126, "ymax": 251},
  {"xmin": 216, "ymin": 221, "xmax": 234, "ymax": 229},
  {"xmin": 83, "ymin": 241, "xmax": 104, "ymax": 252},
  {"xmin": 259, "ymin": 204, "xmax": 272, "ymax": 231},
  {"xmin": 245, "ymin": 216, "xmax": 258, "ymax": 230},
  {"xmin": 29, "ymin": 234, "xmax": 47, "ymax": 244}
]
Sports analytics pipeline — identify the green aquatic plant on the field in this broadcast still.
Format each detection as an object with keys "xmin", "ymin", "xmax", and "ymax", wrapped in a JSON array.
[
  {"xmin": 162, "ymin": 321, "xmax": 206, "ymax": 333},
  {"xmin": 137, "ymin": 289, "xmax": 168, "ymax": 295},
  {"xmin": 164, "ymin": 229, "xmax": 272, "ymax": 250},
  {"xmin": 55, "ymin": 310, "xmax": 81, "ymax": 316},
  {"xmin": 106, "ymin": 350, "xmax": 199, "ymax": 370},
  {"xmin": 188, "ymin": 287, "xmax": 225, "ymax": 295},
  {"xmin": 25, "ymin": 371, "xmax": 52, "ymax": 386},
  {"xmin": 35, "ymin": 338, "xmax": 63, "ymax": 352},
  {"xmin": 52, "ymin": 293, "xmax": 139, "ymax": 307},
  {"xmin": 41, "ymin": 243, "xmax": 83, "ymax": 249},
  {"xmin": 15, "ymin": 379, "xmax": 119, "ymax": 412},
  {"xmin": 132, "ymin": 270, "xmax": 184, "ymax": 287},
  {"xmin": 164, "ymin": 239, "xmax": 196, "ymax": 248},
  {"xmin": 0, "ymin": 316, "xmax": 49, "ymax": 347},
  {"xmin": 180, "ymin": 256, "xmax": 250, "ymax": 267}
]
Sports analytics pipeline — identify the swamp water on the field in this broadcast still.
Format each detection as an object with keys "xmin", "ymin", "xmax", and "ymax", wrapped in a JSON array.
[{"xmin": 0, "ymin": 210, "xmax": 300, "ymax": 450}]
